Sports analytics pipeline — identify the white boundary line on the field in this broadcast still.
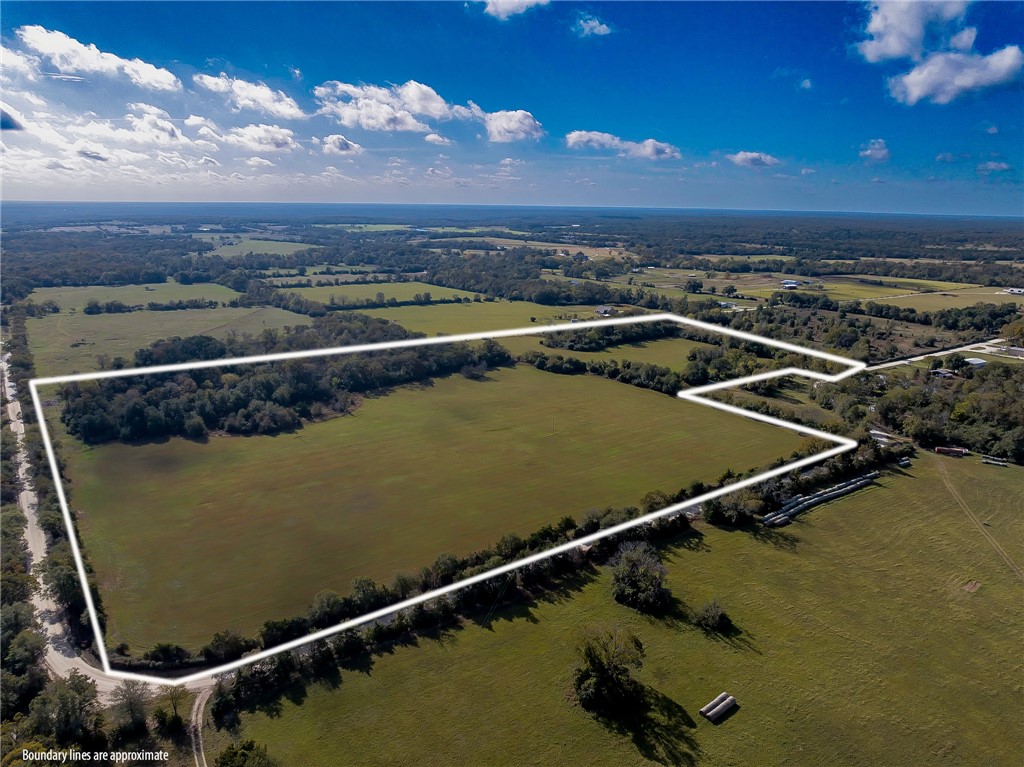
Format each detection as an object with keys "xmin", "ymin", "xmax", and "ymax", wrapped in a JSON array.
[{"xmin": 28, "ymin": 312, "xmax": 865, "ymax": 686}]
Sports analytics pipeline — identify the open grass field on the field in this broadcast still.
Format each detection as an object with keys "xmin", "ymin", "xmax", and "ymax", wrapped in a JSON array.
[
  {"xmin": 439, "ymin": 236, "xmax": 636, "ymax": 260},
  {"xmin": 278, "ymin": 280, "xmax": 479, "ymax": 304},
  {"xmin": 866, "ymin": 287, "xmax": 1024, "ymax": 311},
  {"xmin": 362, "ymin": 298, "xmax": 597, "ymax": 334},
  {"xmin": 26, "ymin": 306, "xmax": 308, "ymax": 377},
  {"xmin": 263, "ymin": 273, "xmax": 392, "ymax": 285},
  {"xmin": 26, "ymin": 282, "xmax": 240, "ymax": 312},
  {"xmin": 209, "ymin": 453, "xmax": 1023, "ymax": 766},
  {"xmin": 202, "ymin": 237, "xmax": 322, "ymax": 258},
  {"xmin": 61, "ymin": 366, "xmax": 811, "ymax": 651},
  {"xmin": 543, "ymin": 273, "xmax": 759, "ymax": 307}
]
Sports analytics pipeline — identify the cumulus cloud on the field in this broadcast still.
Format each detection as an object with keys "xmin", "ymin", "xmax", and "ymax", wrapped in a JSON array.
[
  {"xmin": 483, "ymin": 0, "xmax": 549, "ymax": 20},
  {"xmin": 857, "ymin": 2, "xmax": 1023, "ymax": 105},
  {"xmin": 245, "ymin": 156, "xmax": 275, "ymax": 167},
  {"xmin": 726, "ymin": 151, "xmax": 781, "ymax": 168},
  {"xmin": 977, "ymin": 161, "xmax": 1010, "ymax": 173},
  {"xmin": 16, "ymin": 25, "xmax": 181, "ymax": 90},
  {"xmin": 935, "ymin": 152, "xmax": 956, "ymax": 162},
  {"xmin": 859, "ymin": 138, "xmax": 890, "ymax": 163},
  {"xmin": 425, "ymin": 132, "xmax": 452, "ymax": 145},
  {"xmin": 1, "ymin": 44, "xmax": 40, "ymax": 81},
  {"xmin": 857, "ymin": 1, "xmax": 968, "ymax": 63},
  {"xmin": 321, "ymin": 133, "xmax": 364, "ymax": 155},
  {"xmin": 888, "ymin": 46, "xmax": 1024, "ymax": 105},
  {"xmin": 193, "ymin": 73, "xmax": 305, "ymax": 119},
  {"xmin": 565, "ymin": 130, "xmax": 679, "ymax": 159},
  {"xmin": 574, "ymin": 13, "xmax": 612, "ymax": 37},
  {"xmin": 314, "ymin": 80, "xmax": 435, "ymax": 132},
  {"xmin": 801, "ymin": 168, "xmax": 816, "ymax": 175},
  {"xmin": 184, "ymin": 114, "xmax": 218, "ymax": 130},
  {"xmin": 800, "ymin": 78, "xmax": 813, "ymax": 90},
  {"xmin": 68, "ymin": 105, "xmax": 188, "ymax": 147},
  {"xmin": 222, "ymin": 123, "xmax": 300, "ymax": 152},
  {"xmin": 483, "ymin": 110, "xmax": 544, "ymax": 142}
]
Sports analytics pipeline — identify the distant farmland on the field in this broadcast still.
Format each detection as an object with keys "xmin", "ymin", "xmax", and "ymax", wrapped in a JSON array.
[
  {"xmin": 278, "ymin": 280, "xmax": 479, "ymax": 304},
  {"xmin": 27, "ymin": 281, "xmax": 241, "ymax": 312},
  {"xmin": 27, "ymin": 306, "xmax": 308, "ymax": 376},
  {"xmin": 62, "ymin": 365, "xmax": 811, "ymax": 651}
]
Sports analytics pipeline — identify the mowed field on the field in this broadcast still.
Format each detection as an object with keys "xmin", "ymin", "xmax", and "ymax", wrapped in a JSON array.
[
  {"xmin": 62, "ymin": 366, "xmax": 811, "ymax": 651},
  {"xmin": 279, "ymin": 280, "xmax": 479, "ymax": 304},
  {"xmin": 197, "ymin": 237, "xmax": 322, "ymax": 258},
  {"xmin": 209, "ymin": 453, "xmax": 1023, "ymax": 766},
  {"xmin": 866, "ymin": 287, "xmax": 1024, "ymax": 311},
  {"xmin": 27, "ymin": 306, "xmax": 308, "ymax": 376},
  {"xmin": 27, "ymin": 282, "xmax": 241, "ymax": 311}
]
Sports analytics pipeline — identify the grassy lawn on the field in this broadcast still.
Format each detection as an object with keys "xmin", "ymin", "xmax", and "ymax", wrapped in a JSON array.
[
  {"xmin": 544, "ymin": 273, "xmax": 759, "ymax": 306},
  {"xmin": 866, "ymin": 287, "xmax": 1024, "ymax": 311},
  {"xmin": 362, "ymin": 299, "xmax": 600, "ymax": 334},
  {"xmin": 278, "ymin": 281, "xmax": 479, "ymax": 304},
  {"xmin": 26, "ymin": 282, "xmax": 240, "ymax": 312},
  {"xmin": 27, "ymin": 306, "xmax": 308, "ymax": 377},
  {"xmin": 61, "ymin": 366, "xmax": 810, "ymax": 651},
  {"xmin": 203, "ymin": 238, "xmax": 322, "ymax": 258},
  {"xmin": 212, "ymin": 453, "xmax": 1023, "ymax": 766}
]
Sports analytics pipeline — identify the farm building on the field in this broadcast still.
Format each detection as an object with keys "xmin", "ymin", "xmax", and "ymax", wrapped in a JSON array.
[
  {"xmin": 963, "ymin": 357, "xmax": 987, "ymax": 368},
  {"xmin": 930, "ymin": 368, "xmax": 956, "ymax": 379},
  {"xmin": 594, "ymin": 305, "xmax": 617, "ymax": 317},
  {"xmin": 1006, "ymin": 287, "xmax": 1024, "ymax": 295},
  {"xmin": 935, "ymin": 446, "xmax": 969, "ymax": 457},
  {"xmin": 781, "ymin": 279, "xmax": 799, "ymax": 290}
]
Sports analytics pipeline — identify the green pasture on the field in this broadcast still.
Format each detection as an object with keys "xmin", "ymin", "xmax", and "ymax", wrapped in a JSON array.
[
  {"xmin": 26, "ymin": 282, "xmax": 240, "ymax": 312},
  {"xmin": 263, "ymin": 273, "xmax": 393, "ymax": 286},
  {"xmin": 362, "ymin": 298, "xmax": 595, "ymax": 334},
  {"xmin": 26, "ymin": 307, "xmax": 308, "ymax": 377},
  {"xmin": 203, "ymin": 238, "xmax": 321, "ymax": 258},
  {"xmin": 866, "ymin": 288, "xmax": 1024, "ymax": 311},
  {"xmin": 213, "ymin": 453, "xmax": 1023, "ymax": 766},
  {"xmin": 279, "ymin": 281, "xmax": 479, "ymax": 304},
  {"xmin": 62, "ymin": 366, "xmax": 810, "ymax": 651}
]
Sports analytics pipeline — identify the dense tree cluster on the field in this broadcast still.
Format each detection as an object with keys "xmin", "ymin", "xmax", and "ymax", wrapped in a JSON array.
[
  {"xmin": 60, "ymin": 318, "xmax": 513, "ymax": 443},
  {"xmin": 609, "ymin": 542, "xmax": 672, "ymax": 613},
  {"xmin": 540, "ymin": 317, "xmax": 677, "ymax": 352},
  {"xmin": 873, "ymin": 363, "xmax": 1024, "ymax": 461},
  {"xmin": 571, "ymin": 626, "xmax": 646, "ymax": 717}
]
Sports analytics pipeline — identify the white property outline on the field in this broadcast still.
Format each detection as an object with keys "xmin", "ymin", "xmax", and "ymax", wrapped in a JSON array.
[{"xmin": 29, "ymin": 312, "xmax": 866, "ymax": 686}]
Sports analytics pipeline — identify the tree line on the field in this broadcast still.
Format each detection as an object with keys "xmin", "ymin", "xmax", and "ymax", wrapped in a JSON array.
[{"xmin": 59, "ymin": 317, "xmax": 513, "ymax": 444}]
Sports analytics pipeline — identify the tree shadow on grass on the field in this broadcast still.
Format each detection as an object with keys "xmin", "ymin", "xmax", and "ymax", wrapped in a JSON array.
[
  {"xmin": 596, "ymin": 686, "xmax": 702, "ymax": 767},
  {"xmin": 470, "ymin": 565, "xmax": 601, "ymax": 631},
  {"xmin": 696, "ymin": 616, "xmax": 760, "ymax": 655},
  {"xmin": 747, "ymin": 524, "xmax": 800, "ymax": 552},
  {"xmin": 338, "ymin": 652, "xmax": 375, "ymax": 675}
]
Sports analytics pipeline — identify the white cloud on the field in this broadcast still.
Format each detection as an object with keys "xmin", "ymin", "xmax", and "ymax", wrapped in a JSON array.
[
  {"xmin": 184, "ymin": 114, "xmax": 218, "ymax": 130},
  {"xmin": 800, "ymin": 78, "xmax": 813, "ymax": 90},
  {"xmin": 935, "ymin": 152, "xmax": 956, "ymax": 162},
  {"xmin": 483, "ymin": 0, "xmax": 549, "ymax": 20},
  {"xmin": 16, "ymin": 25, "xmax": 181, "ymax": 91},
  {"xmin": 801, "ymin": 168, "xmax": 816, "ymax": 175},
  {"xmin": 977, "ymin": 161, "xmax": 1010, "ymax": 173},
  {"xmin": 575, "ymin": 13, "xmax": 612, "ymax": 37},
  {"xmin": 726, "ymin": 151, "xmax": 781, "ymax": 168},
  {"xmin": 483, "ymin": 110, "xmax": 544, "ymax": 142},
  {"xmin": 888, "ymin": 46, "xmax": 1024, "ymax": 105},
  {"xmin": 245, "ymin": 156, "xmax": 275, "ymax": 168},
  {"xmin": 857, "ymin": 1, "xmax": 968, "ymax": 63},
  {"xmin": 859, "ymin": 138, "xmax": 890, "ymax": 163},
  {"xmin": 985, "ymin": 124, "xmax": 998, "ymax": 134},
  {"xmin": 193, "ymin": 73, "xmax": 305, "ymax": 120},
  {"xmin": 425, "ymin": 132, "xmax": 452, "ymax": 145},
  {"xmin": 857, "ymin": 3, "xmax": 1023, "ymax": 105},
  {"xmin": 314, "ymin": 80, "xmax": 433, "ymax": 132},
  {"xmin": 1, "ymin": 44, "xmax": 40, "ymax": 81},
  {"xmin": 222, "ymin": 123, "xmax": 300, "ymax": 152},
  {"xmin": 950, "ymin": 26, "xmax": 977, "ymax": 51},
  {"xmin": 566, "ymin": 130, "xmax": 680, "ymax": 160},
  {"xmin": 68, "ymin": 106, "xmax": 188, "ymax": 147},
  {"xmin": 322, "ymin": 133, "xmax": 364, "ymax": 155}
]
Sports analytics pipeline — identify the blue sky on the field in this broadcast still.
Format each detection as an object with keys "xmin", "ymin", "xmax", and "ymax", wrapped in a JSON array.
[{"xmin": 1, "ymin": 1, "xmax": 1021, "ymax": 214}]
